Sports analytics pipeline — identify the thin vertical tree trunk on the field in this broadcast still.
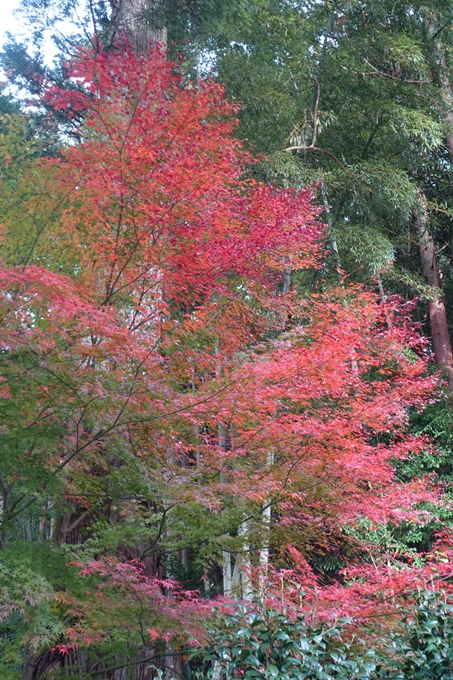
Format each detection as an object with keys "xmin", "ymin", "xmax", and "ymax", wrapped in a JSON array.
[
  {"xmin": 429, "ymin": 20, "xmax": 453, "ymax": 164},
  {"xmin": 218, "ymin": 422, "xmax": 253, "ymax": 598},
  {"xmin": 231, "ymin": 519, "xmax": 253, "ymax": 599},
  {"xmin": 21, "ymin": 649, "xmax": 40, "ymax": 680},
  {"xmin": 258, "ymin": 452, "xmax": 274, "ymax": 594},
  {"xmin": 280, "ymin": 268, "xmax": 292, "ymax": 329},
  {"xmin": 222, "ymin": 545, "xmax": 233, "ymax": 595},
  {"xmin": 303, "ymin": 4, "xmax": 336, "ymax": 150},
  {"xmin": 414, "ymin": 190, "xmax": 453, "ymax": 385},
  {"xmin": 219, "ymin": 422, "xmax": 235, "ymax": 596}
]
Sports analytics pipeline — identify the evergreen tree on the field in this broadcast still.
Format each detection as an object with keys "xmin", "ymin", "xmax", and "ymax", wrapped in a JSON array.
[{"xmin": 212, "ymin": 0, "xmax": 453, "ymax": 379}]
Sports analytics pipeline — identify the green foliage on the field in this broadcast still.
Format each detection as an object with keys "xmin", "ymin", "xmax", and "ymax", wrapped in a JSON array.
[
  {"xmin": 383, "ymin": 591, "xmax": 453, "ymax": 680},
  {"xmin": 0, "ymin": 541, "xmax": 91, "ymax": 675},
  {"xmin": 344, "ymin": 519, "xmax": 436, "ymax": 568},
  {"xmin": 0, "ymin": 112, "xmax": 66, "ymax": 269},
  {"xmin": 404, "ymin": 398, "xmax": 453, "ymax": 484},
  {"xmin": 208, "ymin": 0, "xmax": 453, "ymax": 308},
  {"xmin": 194, "ymin": 591, "xmax": 453, "ymax": 680},
  {"xmin": 196, "ymin": 600, "xmax": 380, "ymax": 680},
  {"xmin": 0, "ymin": 612, "xmax": 23, "ymax": 680}
]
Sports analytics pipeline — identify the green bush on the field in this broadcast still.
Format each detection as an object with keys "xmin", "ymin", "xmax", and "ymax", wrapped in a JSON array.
[
  {"xmin": 382, "ymin": 591, "xmax": 453, "ymax": 680},
  {"xmin": 194, "ymin": 590, "xmax": 453, "ymax": 680},
  {"xmin": 195, "ymin": 599, "xmax": 380, "ymax": 680}
]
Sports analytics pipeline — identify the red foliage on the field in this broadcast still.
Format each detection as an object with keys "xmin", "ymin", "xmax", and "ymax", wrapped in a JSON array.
[
  {"xmin": 42, "ymin": 43, "xmax": 321, "ymax": 324},
  {"xmin": 0, "ymin": 44, "xmax": 447, "ymax": 650},
  {"xmin": 55, "ymin": 559, "xmax": 210, "ymax": 651}
]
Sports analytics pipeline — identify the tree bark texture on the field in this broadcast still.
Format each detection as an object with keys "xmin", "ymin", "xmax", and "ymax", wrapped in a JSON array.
[
  {"xmin": 414, "ymin": 190, "xmax": 453, "ymax": 385},
  {"xmin": 429, "ymin": 18, "xmax": 453, "ymax": 166},
  {"xmin": 109, "ymin": 0, "xmax": 167, "ymax": 53}
]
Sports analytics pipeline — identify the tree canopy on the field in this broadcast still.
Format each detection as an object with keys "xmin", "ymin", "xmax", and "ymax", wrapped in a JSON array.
[{"xmin": 3, "ymin": 3, "xmax": 453, "ymax": 680}]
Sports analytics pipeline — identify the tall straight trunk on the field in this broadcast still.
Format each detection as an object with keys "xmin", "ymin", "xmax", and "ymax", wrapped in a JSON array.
[
  {"xmin": 219, "ymin": 422, "xmax": 236, "ymax": 596},
  {"xmin": 414, "ymin": 190, "xmax": 453, "ymax": 385},
  {"xmin": 166, "ymin": 646, "xmax": 183, "ymax": 680},
  {"xmin": 110, "ymin": 0, "xmax": 167, "ymax": 53},
  {"xmin": 231, "ymin": 520, "xmax": 253, "ymax": 599},
  {"xmin": 439, "ymin": 73, "xmax": 453, "ymax": 163},
  {"xmin": 416, "ymin": 14, "xmax": 453, "ymax": 386},
  {"xmin": 219, "ymin": 422, "xmax": 253, "ymax": 598},
  {"xmin": 429, "ymin": 19, "xmax": 453, "ymax": 165},
  {"xmin": 223, "ymin": 522, "xmax": 253, "ymax": 598},
  {"xmin": 258, "ymin": 451, "xmax": 274, "ymax": 591}
]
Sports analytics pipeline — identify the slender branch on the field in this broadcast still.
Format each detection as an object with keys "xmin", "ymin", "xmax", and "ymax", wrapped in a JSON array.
[
  {"xmin": 22, "ymin": 184, "xmax": 78, "ymax": 269},
  {"xmin": 65, "ymin": 505, "xmax": 98, "ymax": 536},
  {"xmin": 361, "ymin": 114, "xmax": 384, "ymax": 159},
  {"xmin": 90, "ymin": 649, "xmax": 187, "ymax": 677},
  {"xmin": 429, "ymin": 16, "xmax": 453, "ymax": 42},
  {"xmin": 362, "ymin": 58, "xmax": 429, "ymax": 85},
  {"xmin": 138, "ymin": 505, "xmax": 174, "ymax": 560},
  {"xmin": 306, "ymin": 3, "xmax": 337, "ymax": 147},
  {"xmin": 284, "ymin": 144, "xmax": 347, "ymax": 170}
]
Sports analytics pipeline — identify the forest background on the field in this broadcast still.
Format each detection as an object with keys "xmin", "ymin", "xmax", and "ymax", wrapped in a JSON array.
[{"xmin": 4, "ymin": 1, "xmax": 453, "ymax": 678}]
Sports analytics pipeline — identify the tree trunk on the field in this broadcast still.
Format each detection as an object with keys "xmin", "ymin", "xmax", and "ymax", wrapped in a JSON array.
[
  {"xmin": 414, "ymin": 190, "xmax": 453, "ymax": 385},
  {"xmin": 110, "ymin": 0, "xmax": 167, "ymax": 53},
  {"xmin": 439, "ymin": 73, "xmax": 453, "ymax": 163},
  {"xmin": 428, "ymin": 18, "xmax": 453, "ymax": 166},
  {"xmin": 166, "ymin": 646, "xmax": 183, "ymax": 680},
  {"xmin": 21, "ymin": 649, "xmax": 40, "ymax": 680},
  {"xmin": 231, "ymin": 519, "xmax": 253, "ymax": 599},
  {"xmin": 21, "ymin": 648, "xmax": 63, "ymax": 680}
]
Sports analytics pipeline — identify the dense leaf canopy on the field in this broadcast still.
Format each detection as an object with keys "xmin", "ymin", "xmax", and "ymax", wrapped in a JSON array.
[{"xmin": 3, "ymin": 2, "xmax": 453, "ymax": 679}]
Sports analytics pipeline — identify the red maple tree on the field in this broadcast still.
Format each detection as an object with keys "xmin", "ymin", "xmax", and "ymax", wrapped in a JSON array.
[{"xmin": 0, "ymin": 43, "xmax": 446, "ymax": 670}]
